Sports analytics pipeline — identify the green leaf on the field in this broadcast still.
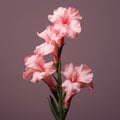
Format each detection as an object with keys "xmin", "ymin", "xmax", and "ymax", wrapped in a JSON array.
[
  {"xmin": 51, "ymin": 88, "xmax": 59, "ymax": 102},
  {"xmin": 52, "ymin": 74, "xmax": 58, "ymax": 83},
  {"xmin": 48, "ymin": 95, "xmax": 59, "ymax": 120}
]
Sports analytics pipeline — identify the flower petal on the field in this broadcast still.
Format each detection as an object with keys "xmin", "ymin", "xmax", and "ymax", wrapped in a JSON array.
[
  {"xmin": 62, "ymin": 80, "xmax": 81, "ymax": 107},
  {"xmin": 44, "ymin": 61, "xmax": 56, "ymax": 74},
  {"xmin": 77, "ymin": 64, "xmax": 93, "ymax": 83},
  {"xmin": 34, "ymin": 42, "xmax": 55, "ymax": 55},
  {"xmin": 31, "ymin": 72, "xmax": 46, "ymax": 83},
  {"xmin": 62, "ymin": 63, "xmax": 74, "ymax": 80},
  {"xmin": 23, "ymin": 68, "xmax": 34, "ymax": 80}
]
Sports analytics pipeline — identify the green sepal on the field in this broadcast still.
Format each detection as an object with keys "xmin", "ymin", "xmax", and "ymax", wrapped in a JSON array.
[
  {"xmin": 48, "ymin": 95, "xmax": 59, "ymax": 120},
  {"xmin": 58, "ymin": 44, "xmax": 64, "ymax": 58},
  {"xmin": 62, "ymin": 92, "xmax": 66, "ymax": 101},
  {"xmin": 63, "ymin": 107, "xmax": 70, "ymax": 120}
]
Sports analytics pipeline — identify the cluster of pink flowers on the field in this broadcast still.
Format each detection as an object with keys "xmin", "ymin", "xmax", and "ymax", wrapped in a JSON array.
[{"xmin": 23, "ymin": 7, "xmax": 93, "ymax": 119}]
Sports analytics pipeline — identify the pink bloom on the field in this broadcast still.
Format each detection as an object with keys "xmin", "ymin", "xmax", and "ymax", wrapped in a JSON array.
[
  {"xmin": 62, "ymin": 63, "xmax": 93, "ymax": 107},
  {"xmin": 36, "ymin": 26, "xmax": 63, "ymax": 46},
  {"xmin": 23, "ymin": 54, "xmax": 56, "ymax": 90},
  {"xmin": 48, "ymin": 7, "xmax": 82, "ymax": 38},
  {"xmin": 34, "ymin": 26, "xmax": 64, "ymax": 62}
]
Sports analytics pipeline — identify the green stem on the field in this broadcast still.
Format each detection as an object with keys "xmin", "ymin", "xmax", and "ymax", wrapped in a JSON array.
[
  {"xmin": 57, "ymin": 61, "xmax": 63, "ymax": 120},
  {"xmin": 51, "ymin": 43, "xmax": 66, "ymax": 120},
  {"xmin": 56, "ymin": 44, "xmax": 64, "ymax": 120}
]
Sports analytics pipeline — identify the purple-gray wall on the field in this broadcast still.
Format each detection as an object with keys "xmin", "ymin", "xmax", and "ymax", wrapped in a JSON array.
[{"xmin": 0, "ymin": 0, "xmax": 120, "ymax": 120}]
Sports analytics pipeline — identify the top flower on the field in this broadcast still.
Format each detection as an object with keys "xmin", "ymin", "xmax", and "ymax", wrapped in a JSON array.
[{"xmin": 48, "ymin": 7, "xmax": 82, "ymax": 38}]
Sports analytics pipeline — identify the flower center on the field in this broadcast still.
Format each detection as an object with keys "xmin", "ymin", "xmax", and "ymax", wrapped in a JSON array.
[{"xmin": 62, "ymin": 17, "xmax": 69, "ymax": 25}]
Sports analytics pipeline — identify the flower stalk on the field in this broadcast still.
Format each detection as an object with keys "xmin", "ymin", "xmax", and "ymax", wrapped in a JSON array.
[
  {"xmin": 23, "ymin": 7, "xmax": 93, "ymax": 120},
  {"xmin": 55, "ymin": 45, "xmax": 64, "ymax": 120}
]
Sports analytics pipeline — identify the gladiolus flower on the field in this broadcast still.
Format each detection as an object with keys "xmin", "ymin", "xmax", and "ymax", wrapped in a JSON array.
[
  {"xmin": 36, "ymin": 26, "xmax": 63, "ymax": 47},
  {"xmin": 23, "ymin": 54, "xmax": 56, "ymax": 90},
  {"xmin": 34, "ymin": 26, "xmax": 64, "ymax": 62},
  {"xmin": 62, "ymin": 63, "xmax": 93, "ymax": 107},
  {"xmin": 48, "ymin": 7, "xmax": 82, "ymax": 38}
]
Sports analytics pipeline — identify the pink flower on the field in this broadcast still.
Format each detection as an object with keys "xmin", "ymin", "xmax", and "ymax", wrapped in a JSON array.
[
  {"xmin": 48, "ymin": 7, "xmax": 82, "ymax": 38},
  {"xmin": 23, "ymin": 54, "xmax": 56, "ymax": 90},
  {"xmin": 62, "ymin": 63, "xmax": 93, "ymax": 107},
  {"xmin": 34, "ymin": 26, "xmax": 64, "ymax": 62},
  {"xmin": 36, "ymin": 26, "xmax": 63, "ymax": 47}
]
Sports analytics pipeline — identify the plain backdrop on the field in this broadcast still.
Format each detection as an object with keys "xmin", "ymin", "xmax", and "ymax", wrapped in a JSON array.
[{"xmin": 0, "ymin": 0, "xmax": 120, "ymax": 120}]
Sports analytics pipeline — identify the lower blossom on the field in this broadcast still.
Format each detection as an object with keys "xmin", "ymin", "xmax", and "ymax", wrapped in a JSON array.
[
  {"xmin": 62, "ymin": 63, "xmax": 93, "ymax": 108},
  {"xmin": 23, "ymin": 54, "xmax": 56, "ymax": 90}
]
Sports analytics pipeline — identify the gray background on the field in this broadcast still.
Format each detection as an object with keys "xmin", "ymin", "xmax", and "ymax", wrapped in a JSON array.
[{"xmin": 0, "ymin": 0, "xmax": 120, "ymax": 120}]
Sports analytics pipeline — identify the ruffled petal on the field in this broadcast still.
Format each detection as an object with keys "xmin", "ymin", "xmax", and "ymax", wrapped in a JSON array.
[
  {"xmin": 34, "ymin": 42, "xmax": 55, "ymax": 55},
  {"xmin": 24, "ymin": 54, "xmax": 45, "ymax": 71},
  {"xmin": 77, "ymin": 64, "xmax": 93, "ymax": 83},
  {"xmin": 62, "ymin": 63, "xmax": 74, "ymax": 80},
  {"xmin": 23, "ymin": 68, "xmax": 34, "ymax": 80},
  {"xmin": 44, "ymin": 61, "xmax": 56, "ymax": 74},
  {"xmin": 31, "ymin": 72, "xmax": 46, "ymax": 83}
]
